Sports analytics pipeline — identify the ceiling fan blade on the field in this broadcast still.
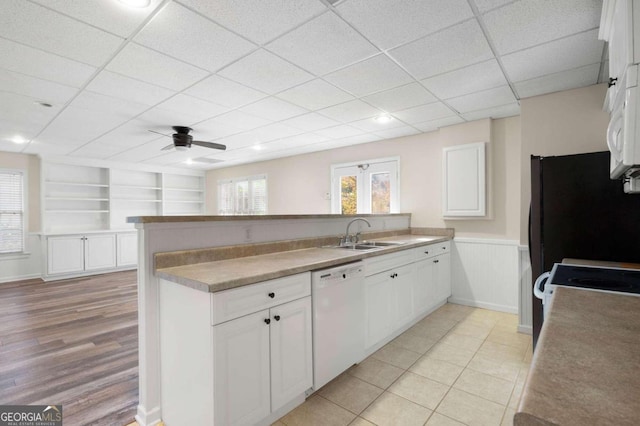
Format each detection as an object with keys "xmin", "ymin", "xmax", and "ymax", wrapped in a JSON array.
[
  {"xmin": 148, "ymin": 129, "xmax": 171, "ymax": 138},
  {"xmin": 192, "ymin": 140, "xmax": 227, "ymax": 151},
  {"xmin": 161, "ymin": 143, "xmax": 175, "ymax": 151}
]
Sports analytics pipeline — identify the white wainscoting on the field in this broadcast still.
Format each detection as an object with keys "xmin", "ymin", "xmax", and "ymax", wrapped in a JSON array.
[
  {"xmin": 518, "ymin": 246, "xmax": 533, "ymax": 334},
  {"xmin": 0, "ymin": 234, "xmax": 42, "ymax": 283},
  {"xmin": 450, "ymin": 238, "xmax": 520, "ymax": 314}
]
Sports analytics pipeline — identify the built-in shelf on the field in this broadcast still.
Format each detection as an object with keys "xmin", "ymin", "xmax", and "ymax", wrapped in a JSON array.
[{"xmin": 43, "ymin": 161, "xmax": 205, "ymax": 233}]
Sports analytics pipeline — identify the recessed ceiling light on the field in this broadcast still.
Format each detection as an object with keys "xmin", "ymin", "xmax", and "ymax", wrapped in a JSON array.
[
  {"xmin": 117, "ymin": 0, "xmax": 151, "ymax": 8},
  {"xmin": 253, "ymin": 145, "xmax": 263, "ymax": 151},
  {"xmin": 11, "ymin": 135, "xmax": 27, "ymax": 144},
  {"xmin": 375, "ymin": 114, "xmax": 392, "ymax": 124},
  {"xmin": 184, "ymin": 158, "xmax": 194, "ymax": 165}
]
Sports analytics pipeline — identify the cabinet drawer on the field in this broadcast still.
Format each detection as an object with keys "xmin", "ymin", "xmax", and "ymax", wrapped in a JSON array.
[
  {"xmin": 413, "ymin": 240, "xmax": 451, "ymax": 262},
  {"xmin": 211, "ymin": 272, "xmax": 311, "ymax": 325},
  {"xmin": 364, "ymin": 249, "xmax": 414, "ymax": 276}
]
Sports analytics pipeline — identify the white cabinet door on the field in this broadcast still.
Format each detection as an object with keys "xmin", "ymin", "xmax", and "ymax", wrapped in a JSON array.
[
  {"xmin": 414, "ymin": 258, "xmax": 436, "ymax": 315},
  {"xmin": 364, "ymin": 272, "xmax": 394, "ymax": 350},
  {"xmin": 116, "ymin": 233, "xmax": 137, "ymax": 267},
  {"xmin": 213, "ymin": 309, "xmax": 271, "ymax": 426},
  {"xmin": 84, "ymin": 234, "xmax": 116, "ymax": 271},
  {"xmin": 443, "ymin": 142, "xmax": 486, "ymax": 217},
  {"xmin": 434, "ymin": 253, "xmax": 452, "ymax": 302},
  {"xmin": 392, "ymin": 263, "xmax": 415, "ymax": 329},
  {"xmin": 47, "ymin": 236, "xmax": 84, "ymax": 275},
  {"xmin": 270, "ymin": 296, "xmax": 313, "ymax": 412}
]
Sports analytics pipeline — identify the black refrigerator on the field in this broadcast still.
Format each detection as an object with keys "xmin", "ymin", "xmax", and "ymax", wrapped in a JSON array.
[{"xmin": 530, "ymin": 151, "xmax": 640, "ymax": 348}]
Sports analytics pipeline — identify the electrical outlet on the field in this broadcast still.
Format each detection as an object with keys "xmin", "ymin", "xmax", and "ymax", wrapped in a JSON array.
[{"xmin": 324, "ymin": 192, "xmax": 331, "ymax": 200}]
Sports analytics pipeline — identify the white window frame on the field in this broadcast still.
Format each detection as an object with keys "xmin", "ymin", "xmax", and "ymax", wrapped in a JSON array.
[
  {"xmin": 0, "ymin": 168, "xmax": 27, "ymax": 255},
  {"xmin": 217, "ymin": 174, "xmax": 268, "ymax": 215},
  {"xmin": 330, "ymin": 157, "xmax": 400, "ymax": 214}
]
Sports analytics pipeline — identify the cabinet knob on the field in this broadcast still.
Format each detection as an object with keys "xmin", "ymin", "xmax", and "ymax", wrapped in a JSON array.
[
  {"xmin": 424, "ymin": 251, "xmax": 429, "ymax": 254},
  {"xmin": 434, "ymin": 259, "xmax": 439, "ymax": 263},
  {"xmin": 342, "ymin": 274, "xmax": 346, "ymax": 279},
  {"xmin": 274, "ymin": 315, "xmax": 281, "ymax": 321},
  {"xmin": 609, "ymin": 77, "xmax": 618, "ymax": 88},
  {"xmin": 268, "ymin": 292, "xmax": 275, "ymax": 298},
  {"xmin": 264, "ymin": 318, "xmax": 271, "ymax": 325}
]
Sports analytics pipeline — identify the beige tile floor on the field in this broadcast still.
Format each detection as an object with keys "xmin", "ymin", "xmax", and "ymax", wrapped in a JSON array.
[{"xmin": 275, "ymin": 303, "xmax": 533, "ymax": 426}]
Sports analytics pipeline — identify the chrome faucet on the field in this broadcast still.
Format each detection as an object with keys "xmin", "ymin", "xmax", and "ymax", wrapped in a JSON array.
[{"xmin": 341, "ymin": 218, "xmax": 371, "ymax": 245}]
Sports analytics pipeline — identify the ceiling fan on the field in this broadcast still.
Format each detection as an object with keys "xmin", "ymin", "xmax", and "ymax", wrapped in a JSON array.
[{"xmin": 149, "ymin": 126, "xmax": 226, "ymax": 152}]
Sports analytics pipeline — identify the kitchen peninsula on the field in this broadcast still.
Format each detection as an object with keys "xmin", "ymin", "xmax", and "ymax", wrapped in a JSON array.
[{"xmin": 127, "ymin": 214, "xmax": 452, "ymax": 426}]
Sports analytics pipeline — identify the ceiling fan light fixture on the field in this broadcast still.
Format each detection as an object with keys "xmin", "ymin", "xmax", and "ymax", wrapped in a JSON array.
[
  {"xmin": 117, "ymin": 0, "xmax": 151, "ymax": 8},
  {"xmin": 11, "ymin": 135, "xmax": 27, "ymax": 144}
]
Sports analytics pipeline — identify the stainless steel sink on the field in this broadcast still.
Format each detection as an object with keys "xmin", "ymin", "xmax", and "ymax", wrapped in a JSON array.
[
  {"xmin": 335, "ymin": 244, "xmax": 382, "ymax": 251},
  {"xmin": 360, "ymin": 240, "xmax": 407, "ymax": 246}
]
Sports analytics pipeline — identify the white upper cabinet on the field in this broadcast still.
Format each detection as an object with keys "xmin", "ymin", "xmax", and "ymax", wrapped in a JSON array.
[{"xmin": 442, "ymin": 142, "xmax": 486, "ymax": 218}]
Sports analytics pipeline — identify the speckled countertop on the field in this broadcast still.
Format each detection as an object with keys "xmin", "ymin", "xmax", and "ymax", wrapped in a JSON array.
[
  {"xmin": 155, "ymin": 234, "xmax": 448, "ymax": 293},
  {"xmin": 515, "ymin": 287, "xmax": 640, "ymax": 426}
]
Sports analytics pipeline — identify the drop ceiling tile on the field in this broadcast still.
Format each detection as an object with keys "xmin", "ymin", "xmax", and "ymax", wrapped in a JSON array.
[
  {"xmin": 0, "ymin": 38, "xmax": 96, "ymax": 87},
  {"xmin": 514, "ymin": 63, "xmax": 600, "ymax": 99},
  {"xmin": 137, "ymin": 107, "xmax": 203, "ymax": 133},
  {"xmin": 262, "ymin": 133, "xmax": 328, "ymax": 151},
  {"xmin": 281, "ymin": 113, "xmax": 341, "ymax": 132},
  {"xmin": 108, "ymin": 139, "xmax": 169, "ymax": 162},
  {"xmin": 420, "ymin": 59, "xmax": 508, "ymax": 100},
  {"xmin": 178, "ymin": 0, "xmax": 326, "ymax": 44},
  {"xmin": 374, "ymin": 125, "xmax": 421, "ymax": 140},
  {"xmin": 266, "ymin": 11, "xmax": 378, "ymax": 75},
  {"xmin": 0, "ymin": 69, "xmax": 78, "ymax": 104},
  {"xmin": 361, "ymin": 82, "xmax": 437, "ymax": 113},
  {"xmin": 413, "ymin": 116, "xmax": 465, "ymax": 132},
  {"xmin": 214, "ymin": 132, "xmax": 262, "ymax": 150},
  {"xmin": 72, "ymin": 91, "xmax": 150, "ymax": 116},
  {"xmin": 190, "ymin": 118, "xmax": 245, "ymax": 140},
  {"xmin": 315, "ymin": 125, "xmax": 364, "ymax": 139},
  {"xmin": 134, "ymin": 2, "xmax": 256, "ymax": 72},
  {"xmin": 23, "ymin": 139, "xmax": 82, "ymax": 156},
  {"xmin": 185, "ymin": 75, "xmax": 267, "ymax": 109},
  {"xmin": 318, "ymin": 99, "xmax": 383, "ymax": 123},
  {"xmin": 0, "ymin": 0, "xmax": 122, "ymax": 66},
  {"xmin": 90, "ymin": 120, "xmax": 164, "ymax": 148},
  {"xmin": 206, "ymin": 110, "xmax": 272, "ymax": 132},
  {"xmin": 389, "ymin": 20, "xmax": 494, "ymax": 80},
  {"xmin": 472, "ymin": 0, "xmax": 514, "ymax": 13},
  {"xmin": 393, "ymin": 102, "xmax": 457, "ymax": 124},
  {"xmin": 156, "ymin": 94, "xmax": 229, "ymax": 122},
  {"xmin": 0, "ymin": 92, "xmax": 63, "ymax": 134},
  {"xmin": 86, "ymin": 70, "xmax": 175, "ymax": 106},
  {"xmin": 246, "ymin": 123, "xmax": 304, "ymax": 142},
  {"xmin": 501, "ymin": 29, "xmax": 604, "ymax": 82},
  {"xmin": 0, "ymin": 139, "xmax": 29, "ymax": 153},
  {"xmin": 337, "ymin": 0, "xmax": 473, "ymax": 50},
  {"xmin": 446, "ymin": 85, "xmax": 516, "ymax": 113},
  {"xmin": 68, "ymin": 142, "xmax": 125, "ymax": 159},
  {"xmin": 482, "ymin": 0, "xmax": 602, "ymax": 55},
  {"xmin": 349, "ymin": 116, "xmax": 406, "ymax": 132},
  {"xmin": 30, "ymin": 0, "xmax": 164, "ymax": 37},
  {"xmin": 240, "ymin": 97, "xmax": 309, "ymax": 122},
  {"xmin": 461, "ymin": 102, "xmax": 520, "ymax": 121},
  {"xmin": 218, "ymin": 49, "xmax": 313, "ymax": 94},
  {"xmin": 324, "ymin": 54, "xmax": 414, "ymax": 97},
  {"xmin": 317, "ymin": 133, "xmax": 382, "ymax": 150},
  {"xmin": 276, "ymin": 79, "xmax": 354, "ymax": 110},
  {"xmin": 107, "ymin": 43, "xmax": 209, "ymax": 91}
]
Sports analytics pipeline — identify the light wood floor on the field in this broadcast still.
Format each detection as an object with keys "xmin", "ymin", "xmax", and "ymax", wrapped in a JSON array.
[{"xmin": 0, "ymin": 270, "xmax": 139, "ymax": 426}]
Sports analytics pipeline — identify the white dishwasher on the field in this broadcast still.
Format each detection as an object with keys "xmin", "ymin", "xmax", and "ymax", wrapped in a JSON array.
[{"xmin": 311, "ymin": 261, "xmax": 365, "ymax": 390}]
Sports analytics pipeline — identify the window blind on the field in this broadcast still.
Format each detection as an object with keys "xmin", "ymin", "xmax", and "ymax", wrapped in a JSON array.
[
  {"xmin": 217, "ymin": 175, "xmax": 267, "ymax": 215},
  {"xmin": 0, "ymin": 170, "xmax": 24, "ymax": 253}
]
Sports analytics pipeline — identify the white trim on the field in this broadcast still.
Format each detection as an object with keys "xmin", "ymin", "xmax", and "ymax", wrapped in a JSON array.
[
  {"xmin": 0, "ymin": 252, "xmax": 32, "ymax": 260},
  {"xmin": 518, "ymin": 325, "xmax": 533, "ymax": 335},
  {"xmin": 0, "ymin": 273, "xmax": 41, "ymax": 284},
  {"xmin": 453, "ymin": 237, "xmax": 519, "ymax": 246},
  {"xmin": 0, "ymin": 167, "xmax": 27, "ymax": 254}
]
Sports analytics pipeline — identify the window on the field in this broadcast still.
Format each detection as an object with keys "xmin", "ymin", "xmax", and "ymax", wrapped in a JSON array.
[
  {"xmin": 0, "ymin": 170, "xmax": 25, "ymax": 253},
  {"xmin": 218, "ymin": 175, "xmax": 267, "ymax": 215},
  {"xmin": 331, "ymin": 158, "xmax": 399, "ymax": 214}
]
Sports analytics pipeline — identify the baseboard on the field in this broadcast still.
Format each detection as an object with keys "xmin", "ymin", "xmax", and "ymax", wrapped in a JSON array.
[
  {"xmin": 0, "ymin": 273, "xmax": 42, "ymax": 284},
  {"xmin": 517, "ymin": 325, "xmax": 533, "ymax": 335},
  {"xmin": 135, "ymin": 404, "xmax": 162, "ymax": 426},
  {"xmin": 447, "ymin": 297, "xmax": 518, "ymax": 314},
  {"xmin": 42, "ymin": 266, "xmax": 137, "ymax": 282}
]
